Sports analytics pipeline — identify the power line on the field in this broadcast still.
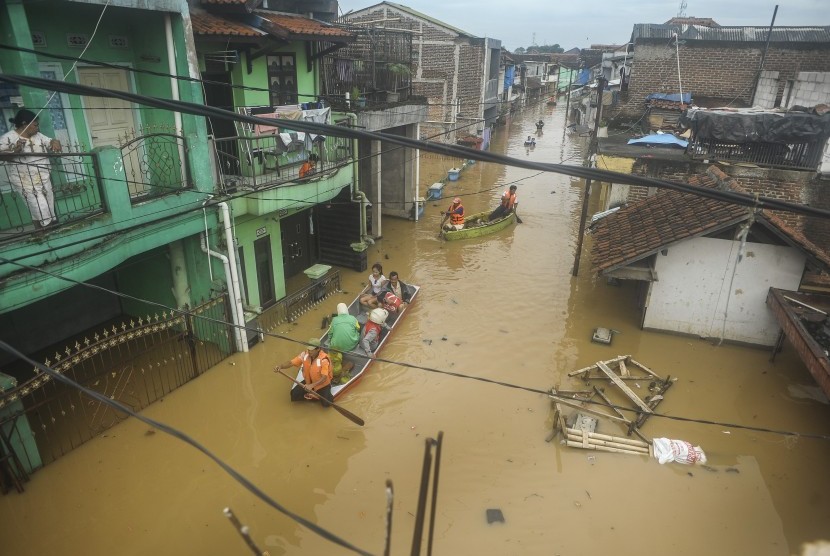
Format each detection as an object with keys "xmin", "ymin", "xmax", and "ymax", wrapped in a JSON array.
[
  {"xmin": 3, "ymin": 73, "xmax": 827, "ymax": 222},
  {"xmin": 4, "ymin": 254, "xmax": 829, "ymax": 442},
  {"xmin": 0, "ymin": 339, "xmax": 376, "ymax": 556}
]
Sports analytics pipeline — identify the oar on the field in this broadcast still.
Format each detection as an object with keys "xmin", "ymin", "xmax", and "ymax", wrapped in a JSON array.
[
  {"xmin": 514, "ymin": 207, "xmax": 523, "ymax": 224},
  {"xmin": 275, "ymin": 368, "xmax": 365, "ymax": 426},
  {"xmin": 438, "ymin": 212, "xmax": 449, "ymax": 239}
]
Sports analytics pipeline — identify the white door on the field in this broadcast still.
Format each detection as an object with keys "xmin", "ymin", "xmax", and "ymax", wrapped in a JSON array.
[{"xmin": 77, "ymin": 67, "xmax": 136, "ymax": 147}]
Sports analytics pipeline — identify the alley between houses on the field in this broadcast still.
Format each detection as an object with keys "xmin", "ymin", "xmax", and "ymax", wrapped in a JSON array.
[{"xmin": 2, "ymin": 103, "xmax": 830, "ymax": 556}]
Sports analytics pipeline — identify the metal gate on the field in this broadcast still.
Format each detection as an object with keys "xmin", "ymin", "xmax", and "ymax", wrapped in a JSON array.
[{"xmin": 0, "ymin": 295, "xmax": 234, "ymax": 473}]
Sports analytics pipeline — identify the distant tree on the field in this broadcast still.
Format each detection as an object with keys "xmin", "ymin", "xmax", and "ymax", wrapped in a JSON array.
[
  {"xmin": 513, "ymin": 47, "xmax": 526, "ymax": 54},
  {"xmin": 536, "ymin": 44, "xmax": 564, "ymax": 53}
]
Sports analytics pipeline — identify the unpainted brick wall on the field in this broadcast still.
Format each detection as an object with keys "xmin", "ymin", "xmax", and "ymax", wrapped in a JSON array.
[{"xmin": 612, "ymin": 41, "xmax": 830, "ymax": 120}]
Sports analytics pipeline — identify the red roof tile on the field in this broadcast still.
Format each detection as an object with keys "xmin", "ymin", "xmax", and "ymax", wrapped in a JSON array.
[
  {"xmin": 255, "ymin": 10, "xmax": 354, "ymax": 40},
  {"xmin": 590, "ymin": 167, "xmax": 830, "ymax": 273},
  {"xmin": 191, "ymin": 12, "xmax": 265, "ymax": 37}
]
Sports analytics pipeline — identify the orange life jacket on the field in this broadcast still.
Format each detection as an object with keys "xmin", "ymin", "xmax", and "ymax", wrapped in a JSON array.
[
  {"xmin": 448, "ymin": 203, "xmax": 464, "ymax": 225},
  {"xmin": 298, "ymin": 350, "xmax": 332, "ymax": 390},
  {"xmin": 363, "ymin": 321, "xmax": 383, "ymax": 348},
  {"xmin": 500, "ymin": 190, "xmax": 516, "ymax": 210},
  {"xmin": 381, "ymin": 292, "xmax": 402, "ymax": 313}
]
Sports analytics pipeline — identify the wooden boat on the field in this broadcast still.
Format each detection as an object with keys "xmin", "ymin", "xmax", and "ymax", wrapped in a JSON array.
[
  {"xmin": 292, "ymin": 282, "xmax": 420, "ymax": 400},
  {"xmin": 441, "ymin": 210, "xmax": 516, "ymax": 241}
]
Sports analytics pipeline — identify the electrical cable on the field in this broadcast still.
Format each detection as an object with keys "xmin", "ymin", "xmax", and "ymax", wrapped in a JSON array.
[
  {"xmin": 4, "ymin": 254, "xmax": 830, "ymax": 442},
  {"xmin": 2, "ymin": 73, "xmax": 827, "ymax": 222},
  {"xmin": 0, "ymin": 339, "xmax": 375, "ymax": 556}
]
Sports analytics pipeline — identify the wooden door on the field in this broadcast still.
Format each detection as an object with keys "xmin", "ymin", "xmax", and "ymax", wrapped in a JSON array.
[{"xmin": 254, "ymin": 236, "xmax": 276, "ymax": 308}]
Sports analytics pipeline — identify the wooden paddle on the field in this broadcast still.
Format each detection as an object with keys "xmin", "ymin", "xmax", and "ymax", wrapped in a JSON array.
[
  {"xmin": 514, "ymin": 207, "xmax": 523, "ymax": 224},
  {"xmin": 275, "ymin": 368, "xmax": 365, "ymax": 426},
  {"xmin": 438, "ymin": 211, "xmax": 449, "ymax": 239}
]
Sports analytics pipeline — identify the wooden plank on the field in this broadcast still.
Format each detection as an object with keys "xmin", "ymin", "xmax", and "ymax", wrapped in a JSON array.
[
  {"xmin": 592, "ymin": 386, "xmax": 651, "ymax": 444},
  {"xmin": 549, "ymin": 395, "xmax": 630, "ymax": 424},
  {"xmin": 596, "ymin": 361, "xmax": 652, "ymax": 414},
  {"xmin": 619, "ymin": 360, "xmax": 630, "ymax": 377},
  {"xmin": 628, "ymin": 358, "xmax": 662, "ymax": 379},
  {"xmin": 568, "ymin": 355, "xmax": 627, "ymax": 377},
  {"xmin": 563, "ymin": 440, "xmax": 648, "ymax": 456},
  {"xmin": 565, "ymin": 428, "xmax": 649, "ymax": 448},
  {"xmin": 564, "ymin": 433, "xmax": 650, "ymax": 453}
]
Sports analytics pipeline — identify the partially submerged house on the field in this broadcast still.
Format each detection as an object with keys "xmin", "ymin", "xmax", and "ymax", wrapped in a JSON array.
[
  {"xmin": 344, "ymin": 1, "xmax": 501, "ymax": 144},
  {"xmin": 590, "ymin": 167, "xmax": 830, "ymax": 346}
]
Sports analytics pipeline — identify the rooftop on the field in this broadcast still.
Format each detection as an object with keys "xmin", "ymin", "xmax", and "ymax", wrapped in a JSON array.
[{"xmin": 632, "ymin": 24, "xmax": 830, "ymax": 43}]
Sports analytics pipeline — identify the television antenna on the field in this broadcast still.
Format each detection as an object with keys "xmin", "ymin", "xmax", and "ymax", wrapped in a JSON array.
[{"xmin": 677, "ymin": 0, "xmax": 688, "ymax": 17}]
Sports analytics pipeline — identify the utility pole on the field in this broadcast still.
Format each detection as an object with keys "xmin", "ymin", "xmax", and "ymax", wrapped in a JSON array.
[
  {"xmin": 572, "ymin": 76, "xmax": 606, "ymax": 277},
  {"xmin": 749, "ymin": 5, "xmax": 779, "ymax": 107}
]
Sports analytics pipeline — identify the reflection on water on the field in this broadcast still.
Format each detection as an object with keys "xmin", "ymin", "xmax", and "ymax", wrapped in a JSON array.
[{"xmin": 2, "ymin": 102, "xmax": 830, "ymax": 556}]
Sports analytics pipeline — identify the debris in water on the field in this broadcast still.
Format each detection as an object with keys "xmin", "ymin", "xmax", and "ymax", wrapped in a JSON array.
[
  {"xmin": 441, "ymin": 336, "xmax": 448, "ymax": 341},
  {"xmin": 486, "ymin": 509, "xmax": 505, "ymax": 524},
  {"xmin": 725, "ymin": 468, "xmax": 740, "ymax": 474},
  {"xmin": 591, "ymin": 327, "xmax": 615, "ymax": 345}
]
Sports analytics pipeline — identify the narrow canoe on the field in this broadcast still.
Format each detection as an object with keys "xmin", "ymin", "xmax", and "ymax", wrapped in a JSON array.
[
  {"xmin": 292, "ymin": 282, "xmax": 420, "ymax": 400},
  {"xmin": 441, "ymin": 210, "xmax": 516, "ymax": 241}
]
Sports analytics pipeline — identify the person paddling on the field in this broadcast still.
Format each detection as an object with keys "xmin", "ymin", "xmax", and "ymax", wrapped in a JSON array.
[{"xmin": 275, "ymin": 338, "xmax": 333, "ymax": 406}]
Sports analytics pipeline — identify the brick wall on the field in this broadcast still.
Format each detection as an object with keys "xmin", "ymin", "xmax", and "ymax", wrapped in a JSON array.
[{"xmin": 612, "ymin": 41, "xmax": 830, "ymax": 121}]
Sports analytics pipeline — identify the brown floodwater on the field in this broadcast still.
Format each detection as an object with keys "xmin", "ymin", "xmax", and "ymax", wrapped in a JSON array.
[{"xmin": 3, "ymin": 103, "xmax": 830, "ymax": 556}]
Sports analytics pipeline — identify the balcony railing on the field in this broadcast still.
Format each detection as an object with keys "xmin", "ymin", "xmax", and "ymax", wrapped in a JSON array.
[
  {"xmin": 687, "ymin": 137, "xmax": 828, "ymax": 171},
  {"xmin": 0, "ymin": 148, "xmax": 104, "ymax": 235},
  {"xmin": 212, "ymin": 133, "xmax": 352, "ymax": 194},
  {"xmin": 118, "ymin": 131, "xmax": 190, "ymax": 202}
]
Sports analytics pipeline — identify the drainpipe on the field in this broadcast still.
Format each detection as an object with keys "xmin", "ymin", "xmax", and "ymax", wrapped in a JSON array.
[
  {"xmin": 200, "ymin": 202, "xmax": 248, "ymax": 353},
  {"xmin": 165, "ymin": 14, "xmax": 187, "ymax": 171},
  {"xmin": 200, "ymin": 232, "xmax": 246, "ymax": 353},
  {"xmin": 345, "ymin": 112, "xmax": 371, "ymax": 242},
  {"xmin": 414, "ymin": 122, "xmax": 421, "ymax": 222}
]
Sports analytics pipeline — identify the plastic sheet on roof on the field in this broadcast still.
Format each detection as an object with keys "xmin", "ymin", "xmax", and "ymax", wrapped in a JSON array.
[{"xmin": 681, "ymin": 109, "xmax": 830, "ymax": 143}]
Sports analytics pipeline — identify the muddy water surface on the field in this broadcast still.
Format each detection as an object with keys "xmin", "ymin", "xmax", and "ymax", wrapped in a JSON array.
[{"xmin": 2, "ymin": 104, "xmax": 830, "ymax": 556}]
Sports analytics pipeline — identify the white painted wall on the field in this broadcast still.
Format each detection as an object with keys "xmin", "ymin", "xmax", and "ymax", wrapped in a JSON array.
[{"xmin": 643, "ymin": 236, "xmax": 806, "ymax": 346}]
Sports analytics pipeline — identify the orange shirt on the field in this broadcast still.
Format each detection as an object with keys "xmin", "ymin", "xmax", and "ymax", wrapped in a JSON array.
[
  {"xmin": 299, "ymin": 161, "xmax": 314, "ymax": 178},
  {"xmin": 290, "ymin": 350, "xmax": 332, "ymax": 390}
]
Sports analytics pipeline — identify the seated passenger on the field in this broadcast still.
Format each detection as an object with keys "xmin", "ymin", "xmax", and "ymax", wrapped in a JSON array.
[
  {"xmin": 327, "ymin": 302, "xmax": 360, "ymax": 384},
  {"xmin": 359, "ymin": 263, "xmax": 387, "ymax": 309},
  {"xmin": 360, "ymin": 308, "xmax": 391, "ymax": 358},
  {"xmin": 382, "ymin": 271, "xmax": 412, "ymax": 304}
]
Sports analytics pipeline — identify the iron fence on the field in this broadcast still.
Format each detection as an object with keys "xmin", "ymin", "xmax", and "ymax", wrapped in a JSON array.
[
  {"xmin": 258, "ymin": 270, "xmax": 341, "ymax": 332},
  {"xmin": 0, "ymin": 295, "xmax": 234, "ymax": 474},
  {"xmin": 0, "ymin": 146, "xmax": 104, "ymax": 235},
  {"xmin": 119, "ymin": 130, "xmax": 190, "ymax": 201},
  {"xmin": 686, "ymin": 137, "xmax": 827, "ymax": 171},
  {"xmin": 213, "ymin": 134, "xmax": 352, "ymax": 194}
]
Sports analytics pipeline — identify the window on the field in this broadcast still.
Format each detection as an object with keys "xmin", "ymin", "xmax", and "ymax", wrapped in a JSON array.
[{"xmin": 267, "ymin": 54, "xmax": 298, "ymax": 106}]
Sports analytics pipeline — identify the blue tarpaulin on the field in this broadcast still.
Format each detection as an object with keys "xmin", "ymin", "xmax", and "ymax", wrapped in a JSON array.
[
  {"xmin": 574, "ymin": 68, "xmax": 591, "ymax": 86},
  {"xmin": 645, "ymin": 92, "xmax": 692, "ymax": 103},
  {"xmin": 627, "ymin": 134, "xmax": 689, "ymax": 148}
]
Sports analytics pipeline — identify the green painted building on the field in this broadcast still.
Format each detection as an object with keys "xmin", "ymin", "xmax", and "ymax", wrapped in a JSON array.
[{"xmin": 0, "ymin": 0, "xmax": 233, "ymax": 374}]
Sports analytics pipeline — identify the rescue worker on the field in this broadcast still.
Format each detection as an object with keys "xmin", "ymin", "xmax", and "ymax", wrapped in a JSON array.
[
  {"xmin": 489, "ymin": 185, "xmax": 518, "ymax": 221},
  {"xmin": 359, "ymin": 308, "xmax": 391, "ymax": 358},
  {"xmin": 441, "ymin": 197, "xmax": 464, "ymax": 231},
  {"xmin": 327, "ymin": 303, "xmax": 360, "ymax": 384},
  {"xmin": 275, "ymin": 338, "xmax": 333, "ymax": 406}
]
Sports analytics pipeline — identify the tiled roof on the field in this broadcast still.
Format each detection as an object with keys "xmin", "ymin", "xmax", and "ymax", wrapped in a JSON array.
[
  {"xmin": 591, "ymin": 167, "xmax": 830, "ymax": 273},
  {"xmin": 191, "ymin": 12, "xmax": 265, "ymax": 37},
  {"xmin": 255, "ymin": 10, "xmax": 355, "ymax": 40}
]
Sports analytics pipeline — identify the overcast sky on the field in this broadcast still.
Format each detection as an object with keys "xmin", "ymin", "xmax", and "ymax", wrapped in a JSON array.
[{"xmin": 336, "ymin": 0, "xmax": 825, "ymax": 52}]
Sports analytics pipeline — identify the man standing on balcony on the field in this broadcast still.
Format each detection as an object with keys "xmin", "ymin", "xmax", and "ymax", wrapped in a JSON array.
[{"xmin": 0, "ymin": 109, "xmax": 61, "ymax": 228}]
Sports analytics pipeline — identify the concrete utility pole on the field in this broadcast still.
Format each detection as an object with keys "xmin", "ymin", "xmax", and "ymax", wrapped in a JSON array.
[{"xmin": 572, "ymin": 76, "xmax": 606, "ymax": 277}]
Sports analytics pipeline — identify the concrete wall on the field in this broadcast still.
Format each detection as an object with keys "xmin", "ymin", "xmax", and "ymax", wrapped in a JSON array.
[
  {"xmin": 644, "ymin": 236, "xmax": 806, "ymax": 345},
  {"xmin": 753, "ymin": 70, "xmax": 780, "ymax": 109}
]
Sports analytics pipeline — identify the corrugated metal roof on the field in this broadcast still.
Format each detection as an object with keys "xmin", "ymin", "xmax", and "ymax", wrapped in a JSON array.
[
  {"xmin": 351, "ymin": 2, "xmax": 476, "ymax": 38},
  {"xmin": 632, "ymin": 24, "xmax": 830, "ymax": 43}
]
